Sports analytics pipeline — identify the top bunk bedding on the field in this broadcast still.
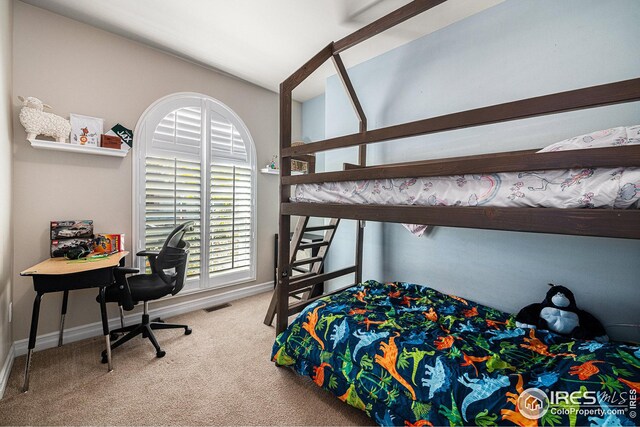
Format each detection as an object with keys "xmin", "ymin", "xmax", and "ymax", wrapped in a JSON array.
[
  {"xmin": 272, "ymin": 280, "xmax": 640, "ymax": 426},
  {"xmin": 292, "ymin": 126, "xmax": 640, "ymax": 211}
]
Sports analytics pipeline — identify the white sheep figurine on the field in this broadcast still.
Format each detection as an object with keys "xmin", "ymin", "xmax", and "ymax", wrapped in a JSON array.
[{"xmin": 18, "ymin": 96, "xmax": 71, "ymax": 142}]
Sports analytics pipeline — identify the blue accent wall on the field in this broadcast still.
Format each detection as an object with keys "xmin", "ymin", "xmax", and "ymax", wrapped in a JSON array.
[
  {"xmin": 301, "ymin": 94, "xmax": 325, "ymax": 143},
  {"xmin": 301, "ymin": 0, "xmax": 640, "ymax": 341}
]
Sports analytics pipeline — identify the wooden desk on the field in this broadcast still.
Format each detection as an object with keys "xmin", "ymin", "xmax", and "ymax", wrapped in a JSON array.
[{"xmin": 20, "ymin": 251, "xmax": 128, "ymax": 392}]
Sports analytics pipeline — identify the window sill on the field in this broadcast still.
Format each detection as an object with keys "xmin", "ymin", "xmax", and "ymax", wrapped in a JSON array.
[{"xmin": 175, "ymin": 274, "xmax": 259, "ymax": 297}]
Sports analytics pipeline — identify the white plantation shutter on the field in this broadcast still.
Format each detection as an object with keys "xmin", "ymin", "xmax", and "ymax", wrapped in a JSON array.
[
  {"xmin": 210, "ymin": 164, "xmax": 252, "ymax": 274},
  {"xmin": 210, "ymin": 114, "xmax": 248, "ymax": 164},
  {"xmin": 135, "ymin": 93, "xmax": 256, "ymax": 291},
  {"xmin": 153, "ymin": 107, "xmax": 202, "ymax": 149},
  {"xmin": 208, "ymin": 110, "xmax": 253, "ymax": 278},
  {"xmin": 144, "ymin": 156, "xmax": 202, "ymax": 278}
]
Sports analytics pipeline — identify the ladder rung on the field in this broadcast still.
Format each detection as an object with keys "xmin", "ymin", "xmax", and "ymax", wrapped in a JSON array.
[
  {"xmin": 291, "ymin": 256, "xmax": 323, "ymax": 268},
  {"xmin": 289, "ymin": 272, "xmax": 315, "ymax": 285},
  {"xmin": 289, "ymin": 287, "xmax": 312, "ymax": 295},
  {"xmin": 304, "ymin": 225, "xmax": 336, "ymax": 232},
  {"xmin": 298, "ymin": 241, "xmax": 329, "ymax": 250}
]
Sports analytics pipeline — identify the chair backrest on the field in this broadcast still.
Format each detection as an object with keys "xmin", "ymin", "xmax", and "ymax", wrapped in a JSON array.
[{"xmin": 155, "ymin": 221, "xmax": 194, "ymax": 295}]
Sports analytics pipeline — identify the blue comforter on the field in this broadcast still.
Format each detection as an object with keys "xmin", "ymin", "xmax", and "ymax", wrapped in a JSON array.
[{"xmin": 272, "ymin": 280, "xmax": 639, "ymax": 426}]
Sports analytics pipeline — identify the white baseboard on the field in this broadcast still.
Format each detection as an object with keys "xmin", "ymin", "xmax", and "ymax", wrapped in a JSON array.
[
  {"xmin": 0, "ymin": 343, "xmax": 15, "ymax": 399},
  {"xmin": 13, "ymin": 281, "xmax": 273, "ymax": 357}
]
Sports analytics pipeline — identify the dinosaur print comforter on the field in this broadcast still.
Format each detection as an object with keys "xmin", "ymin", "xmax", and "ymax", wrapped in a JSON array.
[{"xmin": 271, "ymin": 280, "xmax": 640, "ymax": 426}]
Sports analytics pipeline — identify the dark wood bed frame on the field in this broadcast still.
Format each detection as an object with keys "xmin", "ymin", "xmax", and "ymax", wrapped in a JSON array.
[{"xmin": 275, "ymin": 0, "xmax": 640, "ymax": 334}]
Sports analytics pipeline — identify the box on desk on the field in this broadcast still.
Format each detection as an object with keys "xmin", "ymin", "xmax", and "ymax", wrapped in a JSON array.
[
  {"xmin": 50, "ymin": 220, "xmax": 94, "ymax": 240},
  {"xmin": 51, "ymin": 238, "xmax": 94, "ymax": 258},
  {"xmin": 93, "ymin": 234, "xmax": 124, "ymax": 254}
]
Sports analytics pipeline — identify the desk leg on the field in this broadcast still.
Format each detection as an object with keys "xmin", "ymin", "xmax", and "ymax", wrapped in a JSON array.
[
  {"xmin": 23, "ymin": 292, "xmax": 43, "ymax": 393},
  {"xmin": 58, "ymin": 290, "xmax": 69, "ymax": 347},
  {"xmin": 98, "ymin": 287, "xmax": 113, "ymax": 372}
]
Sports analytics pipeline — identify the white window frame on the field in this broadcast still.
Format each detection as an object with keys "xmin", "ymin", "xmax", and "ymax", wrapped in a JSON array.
[{"xmin": 133, "ymin": 92, "xmax": 257, "ymax": 293}]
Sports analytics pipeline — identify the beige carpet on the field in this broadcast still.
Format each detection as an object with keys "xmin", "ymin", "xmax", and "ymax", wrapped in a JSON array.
[{"xmin": 0, "ymin": 291, "xmax": 373, "ymax": 426}]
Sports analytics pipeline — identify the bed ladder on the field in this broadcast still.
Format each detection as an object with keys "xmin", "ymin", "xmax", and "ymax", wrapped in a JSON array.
[{"xmin": 263, "ymin": 216, "xmax": 340, "ymax": 326}]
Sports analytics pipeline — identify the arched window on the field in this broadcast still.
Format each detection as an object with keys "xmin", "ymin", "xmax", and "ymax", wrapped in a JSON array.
[{"xmin": 133, "ymin": 93, "xmax": 256, "ymax": 291}]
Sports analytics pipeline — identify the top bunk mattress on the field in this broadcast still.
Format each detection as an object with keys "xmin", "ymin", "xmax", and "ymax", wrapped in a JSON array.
[{"xmin": 292, "ymin": 126, "xmax": 640, "ymax": 210}]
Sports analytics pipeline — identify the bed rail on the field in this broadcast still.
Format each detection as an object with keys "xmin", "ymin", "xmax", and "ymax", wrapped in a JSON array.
[
  {"xmin": 283, "ymin": 204, "xmax": 640, "ymax": 240},
  {"xmin": 284, "ymin": 145, "xmax": 640, "ymax": 185},
  {"xmin": 283, "ymin": 78, "xmax": 640, "ymax": 158},
  {"xmin": 275, "ymin": 0, "xmax": 640, "ymax": 334}
]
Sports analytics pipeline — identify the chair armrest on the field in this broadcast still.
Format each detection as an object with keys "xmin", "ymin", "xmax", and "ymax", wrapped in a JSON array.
[
  {"xmin": 114, "ymin": 267, "xmax": 139, "ymax": 276},
  {"xmin": 136, "ymin": 251, "xmax": 160, "ymax": 274},
  {"xmin": 113, "ymin": 267, "xmax": 140, "ymax": 310},
  {"xmin": 136, "ymin": 250, "xmax": 159, "ymax": 258}
]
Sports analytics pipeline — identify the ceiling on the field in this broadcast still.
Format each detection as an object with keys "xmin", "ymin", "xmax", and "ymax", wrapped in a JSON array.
[{"xmin": 21, "ymin": 0, "xmax": 503, "ymax": 101}]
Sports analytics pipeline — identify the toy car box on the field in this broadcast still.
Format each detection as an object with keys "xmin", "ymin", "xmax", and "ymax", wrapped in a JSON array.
[
  {"xmin": 93, "ymin": 234, "xmax": 124, "ymax": 254},
  {"xmin": 51, "ymin": 220, "xmax": 94, "ymax": 239},
  {"xmin": 51, "ymin": 238, "xmax": 95, "ymax": 258}
]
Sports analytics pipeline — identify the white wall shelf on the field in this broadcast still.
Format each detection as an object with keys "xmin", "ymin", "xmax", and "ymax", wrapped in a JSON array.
[
  {"xmin": 28, "ymin": 138, "xmax": 129, "ymax": 158},
  {"xmin": 260, "ymin": 168, "xmax": 304, "ymax": 176}
]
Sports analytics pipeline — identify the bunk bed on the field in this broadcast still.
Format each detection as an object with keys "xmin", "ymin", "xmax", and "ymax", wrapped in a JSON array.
[{"xmin": 270, "ymin": 1, "xmax": 640, "ymax": 425}]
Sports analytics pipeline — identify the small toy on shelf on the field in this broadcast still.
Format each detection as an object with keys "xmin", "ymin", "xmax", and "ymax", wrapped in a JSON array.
[
  {"xmin": 515, "ymin": 283, "xmax": 609, "ymax": 343},
  {"xmin": 18, "ymin": 96, "xmax": 71, "ymax": 142},
  {"xmin": 267, "ymin": 155, "xmax": 278, "ymax": 170}
]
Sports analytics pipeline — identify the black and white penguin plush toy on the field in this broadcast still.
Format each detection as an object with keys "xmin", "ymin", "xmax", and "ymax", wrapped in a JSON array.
[{"xmin": 515, "ymin": 284, "xmax": 609, "ymax": 343}]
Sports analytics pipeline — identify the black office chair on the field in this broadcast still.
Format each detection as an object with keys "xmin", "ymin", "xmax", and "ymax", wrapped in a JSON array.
[{"xmin": 100, "ymin": 221, "xmax": 194, "ymax": 361}]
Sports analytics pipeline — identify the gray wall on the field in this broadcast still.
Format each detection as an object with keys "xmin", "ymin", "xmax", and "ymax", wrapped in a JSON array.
[
  {"xmin": 303, "ymin": 0, "xmax": 640, "ymax": 341},
  {"xmin": 11, "ymin": 1, "xmax": 301, "ymax": 343},
  {"xmin": 0, "ymin": 0, "xmax": 14, "ymax": 369}
]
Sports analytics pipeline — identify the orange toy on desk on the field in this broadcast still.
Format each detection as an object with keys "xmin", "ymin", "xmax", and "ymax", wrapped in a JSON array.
[{"xmin": 93, "ymin": 233, "xmax": 124, "ymax": 254}]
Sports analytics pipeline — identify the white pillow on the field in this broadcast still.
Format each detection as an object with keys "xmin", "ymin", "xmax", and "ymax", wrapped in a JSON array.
[
  {"xmin": 626, "ymin": 124, "xmax": 640, "ymax": 145},
  {"xmin": 537, "ymin": 125, "xmax": 638, "ymax": 153}
]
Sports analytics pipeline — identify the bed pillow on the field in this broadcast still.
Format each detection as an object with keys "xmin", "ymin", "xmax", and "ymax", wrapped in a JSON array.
[
  {"xmin": 537, "ymin": 125, "xmax": 639, "ymax": 153},
  {"xmin": 627, "ymin": 124, "xmax": 640, "ymax": 144}
]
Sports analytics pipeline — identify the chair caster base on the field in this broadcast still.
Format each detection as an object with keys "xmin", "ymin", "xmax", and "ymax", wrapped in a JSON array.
[
  {"xmin": 185, "ymin": 327, "xmax": 192, "ymax": 335},
  {"xmin": 156, "ymin": 350, "xmax": 166, "ymax": 358}
]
